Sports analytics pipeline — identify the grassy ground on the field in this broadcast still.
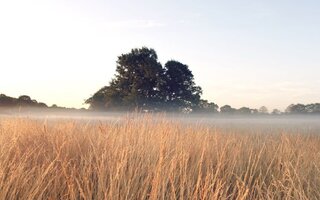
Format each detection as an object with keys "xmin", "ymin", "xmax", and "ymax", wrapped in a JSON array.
[{"xmin": 0, "ymin": 116, "xmax": 319, "ymax": 199}]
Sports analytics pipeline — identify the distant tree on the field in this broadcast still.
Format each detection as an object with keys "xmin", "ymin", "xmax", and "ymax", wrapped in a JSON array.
[
  {"xmin": 220, "ymin": 105, "xmax": 236, "ymax": 114},
  {"xmin": 237, "ymin": 107, "xmax": 252, "ymax": 114},
  {"xmin": 18, "ymin": 95, "xmax": 32, "ymax": 102},
  {"xmin": 285, "ymin": 103, "xmax": 320, "ymax": 114},
  {"xmin": 285, "ymin": 104, "xmax": 307, "ymax": 114},
  {"xmin": 0, "ymin": 94, "xmax": 16, "ymax": 106},
  {"xmin": 258, "ymin": 106, "xmax": 269, "ymax": 114},
  {"xmin": 305, "ymin": 103, "xmax": 320, "ymax": 114},
  {"xmin": 249, "ymin": 109, "xmax": 258, "ymax": 114},
  {"xmin": 85, "ymin": 86, "xmax": 114, "ymax": 110},
  {"xmin": 196, "ymin": 100, "xmax": 218, "ymax": 113},
  {"xmin": 0, "ymin": 94, "xmax": 48, "ymax": 108},
  {"xmin": 17, "ymin": 95, "xmax": 36, "ymax": 106},
  {"xmin": 271, "ymin": 109, "xmax": 282, "ymax": 115},
  {"xmin": 285, "ymin": 104, "xmax": 294, "ymax": 114},
  {"xmin": 37, "ymin": 102, "xmax": 48, "ymax": 108}
]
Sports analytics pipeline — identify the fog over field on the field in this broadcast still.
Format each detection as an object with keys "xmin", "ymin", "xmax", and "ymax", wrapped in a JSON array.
[{"xmin": 1, "ymin": 109, "xmax": 320, "ymax": 134}]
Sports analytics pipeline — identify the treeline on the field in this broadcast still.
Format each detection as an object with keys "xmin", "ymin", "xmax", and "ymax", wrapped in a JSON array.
[
  {"xmin": 285, "ymin": 103, "xmax": 320, "ymax": 114},
  {"xmin": 0, "ymin": 94, "xmax": 84, "ymax": 111},
  {"xmin": 219, "ymin": 104, "xmax": 320, "ymax": 115},
  {"xmin": 1, "ymin": 94, "xmax": 319, "ymax": 115},
  {"xmin": 0, "ymin": 94, "xmax": 48, "ymax": 108}
]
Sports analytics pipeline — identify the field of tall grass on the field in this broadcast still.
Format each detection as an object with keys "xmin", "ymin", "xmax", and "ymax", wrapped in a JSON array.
[{"xmin": 0, "ymin": 115, "xmax": 319, "ymax": 199}]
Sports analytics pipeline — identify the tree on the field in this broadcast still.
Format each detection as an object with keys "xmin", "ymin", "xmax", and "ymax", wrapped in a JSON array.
[
  {"xmin": 18, "ymin": 95, "xmax": 32, "ymax": 102},
  {"xmin": 163, "ymin": 60, "xmax": 202, "ymax": 111},
  {"xmin": 285, "ymin": 104, "xmax": 306, "ymax": 114},
  {"xmin": 85, "ymin": 86, "xmax": 117, "ymax": 110},
  {"xmin": 220, "ymin": 105, "xmax": 236, "ymax": 114},
  {"xmin": 305, "ymin": 103, "xmax": 320, "ymax": 114},
  {"xmin": 258, "ymin": 106, "xmax": 269, "ymax": 114},
  {"xmin": 86, "ymin": 47, "xmax": 203, "ymax": 112},
  {"xmin": 17, "ymin": 95, "xmax": 36, "ymax": 106},
  {"xmin": 0, "ymin": 94, "xmax": 16, "ymax": 106},
  {"xmin": 87, "ymin": 47, "xmax": 164, "ymax": 110},
  {"xmin": 196, "ymin": 100, "xmax": 218, "ymax": 113},
  {"xmin": 271, "ymin": 109, "xmax": 281, "ymax": 115},
  {"xmin": 251, "ymin": 109, "xmax": 259, "ymax": 114},
  {"xmin": 0, "ymin": 94, "xmax": 48, "ymax": 108},
  {"xmin": 38, "ymin": 102, "xmax": 48, "ymax": 108},
  {"xmin": 237, "ymin": 107, "xmax": 252, "ymax": 114},
  {"xmin": 285, "ymin": 103, "xmax": 320, "ymax": 114},
  {"xmin": 118, "ymin": 48, "xmax": 164, "ymax": 109}
]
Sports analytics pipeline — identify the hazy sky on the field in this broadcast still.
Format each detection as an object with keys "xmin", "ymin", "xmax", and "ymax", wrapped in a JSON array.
[{"xmin": 1, "ymin": 0, "xmax": 320, "ymax": 110}]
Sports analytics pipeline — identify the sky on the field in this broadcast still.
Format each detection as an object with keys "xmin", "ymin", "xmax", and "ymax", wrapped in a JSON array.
[{"xmin": 1, "ymin": 0, "xmax": 320, "ymax": 110}]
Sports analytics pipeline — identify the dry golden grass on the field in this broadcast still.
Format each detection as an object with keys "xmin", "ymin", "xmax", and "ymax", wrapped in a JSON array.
[{"xmin": 0, "ymin": 115, "xmax": 320, "ymax": 199}]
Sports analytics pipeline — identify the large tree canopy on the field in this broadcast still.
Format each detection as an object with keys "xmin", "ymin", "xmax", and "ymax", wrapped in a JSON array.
[
  {"xmin": 163, "ymin": 60, "xmax": 202, "ymax": 110},
  {"xmin": 86, "ymin": 47, "xmax": 204, "ymax": 111}
]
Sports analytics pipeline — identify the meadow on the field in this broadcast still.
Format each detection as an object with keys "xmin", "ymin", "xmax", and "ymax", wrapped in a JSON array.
[{"xmin": 0, "ymin": 115, "xmax": 319, "ymax": 199}]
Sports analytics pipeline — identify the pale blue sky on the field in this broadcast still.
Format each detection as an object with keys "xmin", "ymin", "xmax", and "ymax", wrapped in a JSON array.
[{"xmin": 1, "ymin": 0, "xmax": 319, "ymax": 110}]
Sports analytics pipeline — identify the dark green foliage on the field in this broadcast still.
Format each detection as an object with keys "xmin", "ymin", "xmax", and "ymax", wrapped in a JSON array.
[
  {"xmin": 163, "ymin": 60, "xmax": 202, "ymax": 110},
  {"xmin": 195, "ymin": 100, "xmax": 219, "ymax": 113},
  {"xmin": 86, "ymin": 47, "xmax": 204, "ymax": 112},
  {"xmin": 114, "ymin": 48, "xmax": 164, "ymax": 110}
]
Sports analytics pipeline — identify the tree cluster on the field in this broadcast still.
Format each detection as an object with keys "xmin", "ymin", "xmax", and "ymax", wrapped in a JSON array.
[
  {"xmin": 219, "ymin": 105, "xmax": 270, "ymax": 115},
  {"xmin": 0, "ymin": 94, "xmax": 48, "ymax": 108},
  {"xmin": 285, "ymin": 103, "xmax": 320, "ymax": 114},
  {"xmin": 219, "ymin": 104, "xmax": 320, "ymax": 115},
  {"xmin": 86, "ymin": 47, "xmax": 206, "ymax": 112},
  {"xmin": 0, "ymin": 94, "xmax": 88, "ymax": 113},
  {"xmin": 2, "ymin": 93, "xmax": 319, "ymax": 115}
]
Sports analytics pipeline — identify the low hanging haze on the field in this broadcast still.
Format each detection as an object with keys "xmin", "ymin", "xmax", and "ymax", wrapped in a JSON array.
[{"xmin": 1, "ymin": 0, "xmax": 319, "ymax": 110}]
